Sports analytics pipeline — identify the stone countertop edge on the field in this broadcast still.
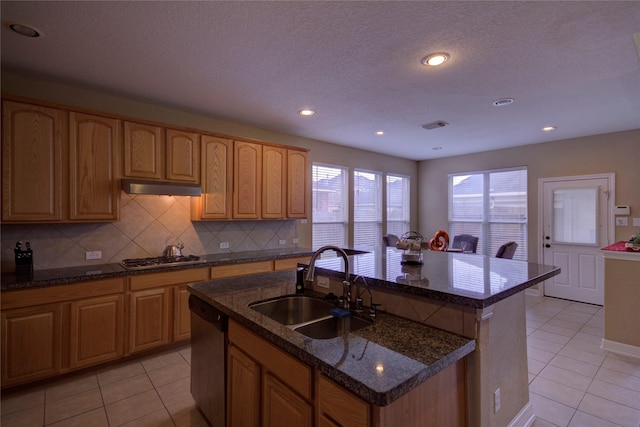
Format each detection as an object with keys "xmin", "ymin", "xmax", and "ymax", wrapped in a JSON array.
[
  {"xmin": 306, "ymin": 263, "xmax": 560, "ymax": 309},
  {"xmin": 0, "ymin": 248, "xmax": 315, "ymax": 291},
  {"xmin": 187, "ymin": 270, "xmax": 477, "ymax": 407}
]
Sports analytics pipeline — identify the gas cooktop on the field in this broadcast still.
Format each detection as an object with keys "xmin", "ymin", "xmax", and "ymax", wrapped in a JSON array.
[{"xmin": 120, "ymin": 255, "xmax": 206, "ymax": 270}]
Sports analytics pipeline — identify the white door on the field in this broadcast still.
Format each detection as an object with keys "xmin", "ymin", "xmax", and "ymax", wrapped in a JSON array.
[{"xmin": 540, "ymin": 175, "xmax": 612, "ymax": 305}]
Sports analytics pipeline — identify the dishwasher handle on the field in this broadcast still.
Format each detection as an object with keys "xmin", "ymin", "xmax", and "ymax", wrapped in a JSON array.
[{"xmin": 189, "ymin": 294, "xmax": 228, "ymax": 332}]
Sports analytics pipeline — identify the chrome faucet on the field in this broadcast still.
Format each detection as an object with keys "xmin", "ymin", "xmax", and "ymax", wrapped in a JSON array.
[{"xmin": 305, "ymin": 246, "xmax": 351, "ymax": 309}]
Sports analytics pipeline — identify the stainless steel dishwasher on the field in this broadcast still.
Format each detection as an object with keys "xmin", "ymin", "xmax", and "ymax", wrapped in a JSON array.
[{"xmin": 189, "ymin": 295, "xmax": 228, "ymax": 427}]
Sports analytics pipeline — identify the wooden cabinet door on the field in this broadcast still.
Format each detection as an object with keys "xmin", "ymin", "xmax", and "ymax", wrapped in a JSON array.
[
  {"xmin": 233, "ymin": 141, "xmax": 262, "ymax": 219},
  {"xmin": 69, "ymin": 112, "xmax": 120, "ymax": 221},
  {"xmin": 263, "ymin": 372, "xmax": 312, "ymax": 427},
  {"xmin": 317, "ymin": 375, "xmax": 370, "ymax": 427},
  {"xmin": 192, "ymin": 135, "xmax": 232, "ymax": 219},
  {"xmin": 228, "ymin": 344, "xmax": 261, "ymax": 427},
  {"xmin": 128, "ymin": 288, "xmax": 171, "ymax": 355},
  {"xmin": 1, "ymin": 304, "xmax": 62, "ymax": 387},
  {"xmin": 69, "ymin": 295, "xmax": 123, "ymax": 369},
  {"xmin": 166, "ymin": 128, "xmax": 199, "ymax": 183},
  {"xmin": 287, "ymin": 150, "xmax": 308, "ymax": 218},
  {"xmin": 2, "ymin": 101, "xmax": 64, "ymax": 222},
  {"xmin": 173, "ymin": 285, "xmax": 191, "ymax": 342},
  {"xmin": 123, "ymin": 121, "xmax": 163, "ymax": 179},
  {"xmin": 262, "ymin": 145, "xmax": 286, "ymax": 219}
]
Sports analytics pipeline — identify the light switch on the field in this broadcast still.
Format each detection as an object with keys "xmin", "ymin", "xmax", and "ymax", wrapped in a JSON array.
[
  {"xmin": 616, "ymin": 217, "xmax": 628, "ymax": 226},
  {"xmin": 634, "ymin": 218, "xmax": 640, "ymax": 227}
]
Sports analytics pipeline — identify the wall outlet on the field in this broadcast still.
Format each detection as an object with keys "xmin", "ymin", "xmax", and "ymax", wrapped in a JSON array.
[
  {"xmin": 85, "ymin": 251, "xmax": 102, "ymax": 260},
  {"xmin": 219, "ymin": 242, "xmax": 230, "ymax": 249},
  {"xmin": 634, "ymin": 218, "xmax": 640, "ymax": 227},
  {"xmin": 292, "ymin": 238, "xmax": 299, "ymax": 244},
  {"xmin": 494, "ymin": 388, "xmax": 501, "ymax": 413},
  {"xmin": 317, "ymin": 276, "xmax": 330, "ymax": 289},
  {"xmin": 300, "ymin": 219, "xmax": 307, "ymax": 224},
  {"xmin": 279, "ymin": 239, "xmax": 286, "ymax": 245},
  {"xmin": 616, "ymin": 217, "xmax": 628, "ymax": 226}
]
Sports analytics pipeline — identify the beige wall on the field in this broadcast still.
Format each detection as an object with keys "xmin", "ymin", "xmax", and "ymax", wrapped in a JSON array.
[
  {"xmin": 1, "ymin": 73, "xmax": 418, "ymax": 270},
  {"xmin": 418, "ymin": 130, "xmax": 640, "ymax": 263}
]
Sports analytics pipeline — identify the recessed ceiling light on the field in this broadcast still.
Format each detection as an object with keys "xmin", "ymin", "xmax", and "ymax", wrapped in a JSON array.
[
  {"xmin": 493, "ymin": 98, "xmax": 514, "ymax": 107},
  {"xmin": 9, "ymin": 23, "xmax": 41, "ymax": 38},
  {"xmin": 542, "ymin": 126, "xmax": 557, "ymax": 132},
  {"xmin": 421, "ymin": 52, "xmax": 450, "ymax": 67},
  {"xmin": 298, "ymin": 109, "xmax": 315, "ymax": 116},
  {"xmin": 375, "ymin": 131, "xmax": 385, "ymax": 136}
]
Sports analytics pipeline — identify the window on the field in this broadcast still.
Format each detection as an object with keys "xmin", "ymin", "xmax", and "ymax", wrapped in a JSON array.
[
  {"xmin": 354, "ymin": 170, "xmax": 382, "ymax": 251},
  {"xmin": 449, "ymin": 168, "xmax": 527, "ymax": 259},
  {"xmin": 387, "ymin": 174, "xmax": 410, "ymax": 237},
  {"xmin": 312, "ymin": 164, "xmax": 348, "ymax": 249},
  {"xmin": 312, "ymin": 163, "xmax": 411, "ymax": 251}
]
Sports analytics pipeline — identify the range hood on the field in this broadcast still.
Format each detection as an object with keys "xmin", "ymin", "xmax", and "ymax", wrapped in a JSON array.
[{"xmin": 121, "ymin": 179, "xmax": 202, "ymax": 196}]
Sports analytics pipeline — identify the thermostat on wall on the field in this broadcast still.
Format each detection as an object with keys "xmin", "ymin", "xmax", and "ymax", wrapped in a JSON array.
[{"xmin": 614, "ymin": 205, "xmax": 630, "ymax": 216}]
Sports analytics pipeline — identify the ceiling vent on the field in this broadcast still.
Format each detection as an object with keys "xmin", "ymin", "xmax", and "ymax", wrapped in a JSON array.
[{"xmin": 421, "ymin": 120, "xmax": 448, "ymax": 130}]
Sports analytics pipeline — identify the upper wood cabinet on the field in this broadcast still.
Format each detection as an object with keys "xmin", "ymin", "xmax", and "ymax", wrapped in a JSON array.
[
  {"xmin": 263, "ymin": 145, "xmax": 286, "ymax": 219},
  {"xmin": 123, "ymin": 123, "xmax": 200, "ymax": 183},
  {"xmin": 166, "ymin": 128, "xmax": 200, "ymax": 182},
  {"xmin": 233, "ymin": 141, "xmax": 262, "ymax": 219},
  {"xmin": 69, "ymin": 112, "xmax": 120, "ymax": 221},
  {"xmin": 2, "ymin": 101, "xmax": 65, "ymax": 222},
  {"xmin": 123, "ymin": 121, "xmax": 163, "ymax": 180},
  {"xmin": 2, "ymin": 101, "xmax": 120, "ymax": 223},
  {"xmin": 287, "ymin": 149, "xmax": 308, "ymax": 218},
  {"xmin": 191, "ymin": 135, "xmax": 233, "ymax": 220}
]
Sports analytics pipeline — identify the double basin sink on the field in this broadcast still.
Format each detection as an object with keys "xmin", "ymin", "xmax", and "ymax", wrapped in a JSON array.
[{"xmin": 249, "ymin": 295, "xmax": 371, "ymax": 339}]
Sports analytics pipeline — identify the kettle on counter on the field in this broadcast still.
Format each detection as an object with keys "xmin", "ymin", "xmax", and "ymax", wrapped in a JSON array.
[{"xmin": 162, "ymin": 235, "xmax": 184, "ymax": 258}]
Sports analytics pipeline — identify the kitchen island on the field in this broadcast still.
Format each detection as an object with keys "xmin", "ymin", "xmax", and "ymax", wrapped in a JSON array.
[{"xmin": 189, "ymin": 248, "xmax": 559, "ymax": 427}]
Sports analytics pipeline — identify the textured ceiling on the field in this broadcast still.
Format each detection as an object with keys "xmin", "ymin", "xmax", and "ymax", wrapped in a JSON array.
[{"xmin": 2, "ymin": 1, "xmax": 639, "ymax": 160}]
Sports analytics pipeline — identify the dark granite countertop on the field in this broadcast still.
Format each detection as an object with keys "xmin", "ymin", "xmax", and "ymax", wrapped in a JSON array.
[
  {"xmin": 1, "ymin": 248, "xmax": 314, "ymax": 291},
  {"xmin": 308, "ymin": 247, "xmax": 560, "ymax": 308},
  {"xmin": 188, "ymin": 270, "xmax": 476, "ymax": 407}
]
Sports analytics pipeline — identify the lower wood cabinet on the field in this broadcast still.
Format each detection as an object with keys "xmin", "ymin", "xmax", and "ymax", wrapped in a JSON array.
[
  {"xmin": 226, "ymin": 319, "xmax": 467, "ymax": 427},
  {"xmin": 0, "ymin": 278, "xmax": 124, "ymax": 388},
  {"xmin": 1, "ymin": 303, "xmax": 63, "ymax": 386},
  {"xmin": 228, "ymin": 320, "xmax": 313, "ymax": 427},
  {"xmin": 127, "ymin": 268, "xmax": 209, "ymax": 355},
  {"xmin": 70, "ymin": 294, "xmax": 123, "ymax": 369}
]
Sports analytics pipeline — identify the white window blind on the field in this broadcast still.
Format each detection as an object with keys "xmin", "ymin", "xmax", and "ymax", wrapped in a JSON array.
[
  {"xmin": 449, "ymin": 168, "xmax": 527, "ymax": 259},
  {"xmin": 312, "ymin": 164, "xmax": 348, "ymax": 250},
  {"xmin": 354, "ymin": 170, "xmax": 382, "ymax": 251},
  {"xmin": 386, "ymin": 174, "xmax": 410, "ymax": 237}
]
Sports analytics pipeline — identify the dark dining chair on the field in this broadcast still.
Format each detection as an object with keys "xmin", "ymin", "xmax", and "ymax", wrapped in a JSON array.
[
  {"xmin": 495, "ymin": 241, "xmax": 518, "ymax": 259},
  {"xmin": 383, "ymin": 234, "xmax": 400, "ymax": 247},
  {"xmin": 450, "ymin": 234, "xmax": 479, "ymax": 253}
]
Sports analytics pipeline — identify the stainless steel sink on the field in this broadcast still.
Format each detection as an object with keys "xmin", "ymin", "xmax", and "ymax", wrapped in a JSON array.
[
  {"xmin": 293, "ymin": 315, "xmax": 371, "ymax": 340},
  {"xmin": 249, "ymin": 295, "xmax": 336, "ymax": 326},
  {"xmin": 249, "ymin": 294, "xmax": 372, "ymax": 339}
]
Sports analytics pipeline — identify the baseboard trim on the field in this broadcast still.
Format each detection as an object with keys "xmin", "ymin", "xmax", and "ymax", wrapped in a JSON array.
[
  {"xmin": 601, "ymin": 338, "xmax": 640, "ymax": 359},
  {"xmin": 508, "ymin": 401, "xmax": 536, "ymax": 427}
]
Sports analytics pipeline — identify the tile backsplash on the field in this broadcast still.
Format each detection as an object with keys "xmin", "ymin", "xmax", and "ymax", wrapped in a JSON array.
[{"xmin": 1, "ymin": 192, "xmax": 299, "ymax": 273}]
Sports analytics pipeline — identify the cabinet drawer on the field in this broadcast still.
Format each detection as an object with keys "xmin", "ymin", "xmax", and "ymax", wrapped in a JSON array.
[
  {"xmin": 273, "ymin": 256, "xmax": 310, "ymax": 271},
  {"xmin": 318, "ymin": 374, "xmax": 369, "ymax": 427},
  {"xmin": 211, "ymin": 261, "xmax": 272, "ymax": 279},
  {"xmin": 129, "ymin": 268, "xmax": 209, "ymax": 291},
  {"xmin": 229, "ymin": 320, "xmax": 312, "ymax": 400},
  {"xmin": 1, "ymin": 278, "xmax": 124, "ymax": 310}
]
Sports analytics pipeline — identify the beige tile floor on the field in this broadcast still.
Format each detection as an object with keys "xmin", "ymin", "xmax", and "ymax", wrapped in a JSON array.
[
  {"xmin": 1, "ymin": 296, "xmax": 639, "ymax": 426},
  {"xmin": 0, "ymin": 345, "xmax": 207, "ymax": 427},
  {"xmin": 527, "ymin": 296, "xmax": 640, "ymax": 427}
]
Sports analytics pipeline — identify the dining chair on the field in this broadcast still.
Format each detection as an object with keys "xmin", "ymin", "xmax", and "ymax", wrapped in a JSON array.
[
  {"xmin": 495, "ymin": 241, "xmax": 518, "ymax": 259},
  {"xmin": 450, "ymin": 234, "xmax": 479, "ymax": 253}
]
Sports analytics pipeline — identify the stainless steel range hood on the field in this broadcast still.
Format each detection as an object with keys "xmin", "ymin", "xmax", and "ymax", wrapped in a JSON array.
[{"xmin": 121, "ymin": 179, "xmax": 202, "ymax": 196}]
